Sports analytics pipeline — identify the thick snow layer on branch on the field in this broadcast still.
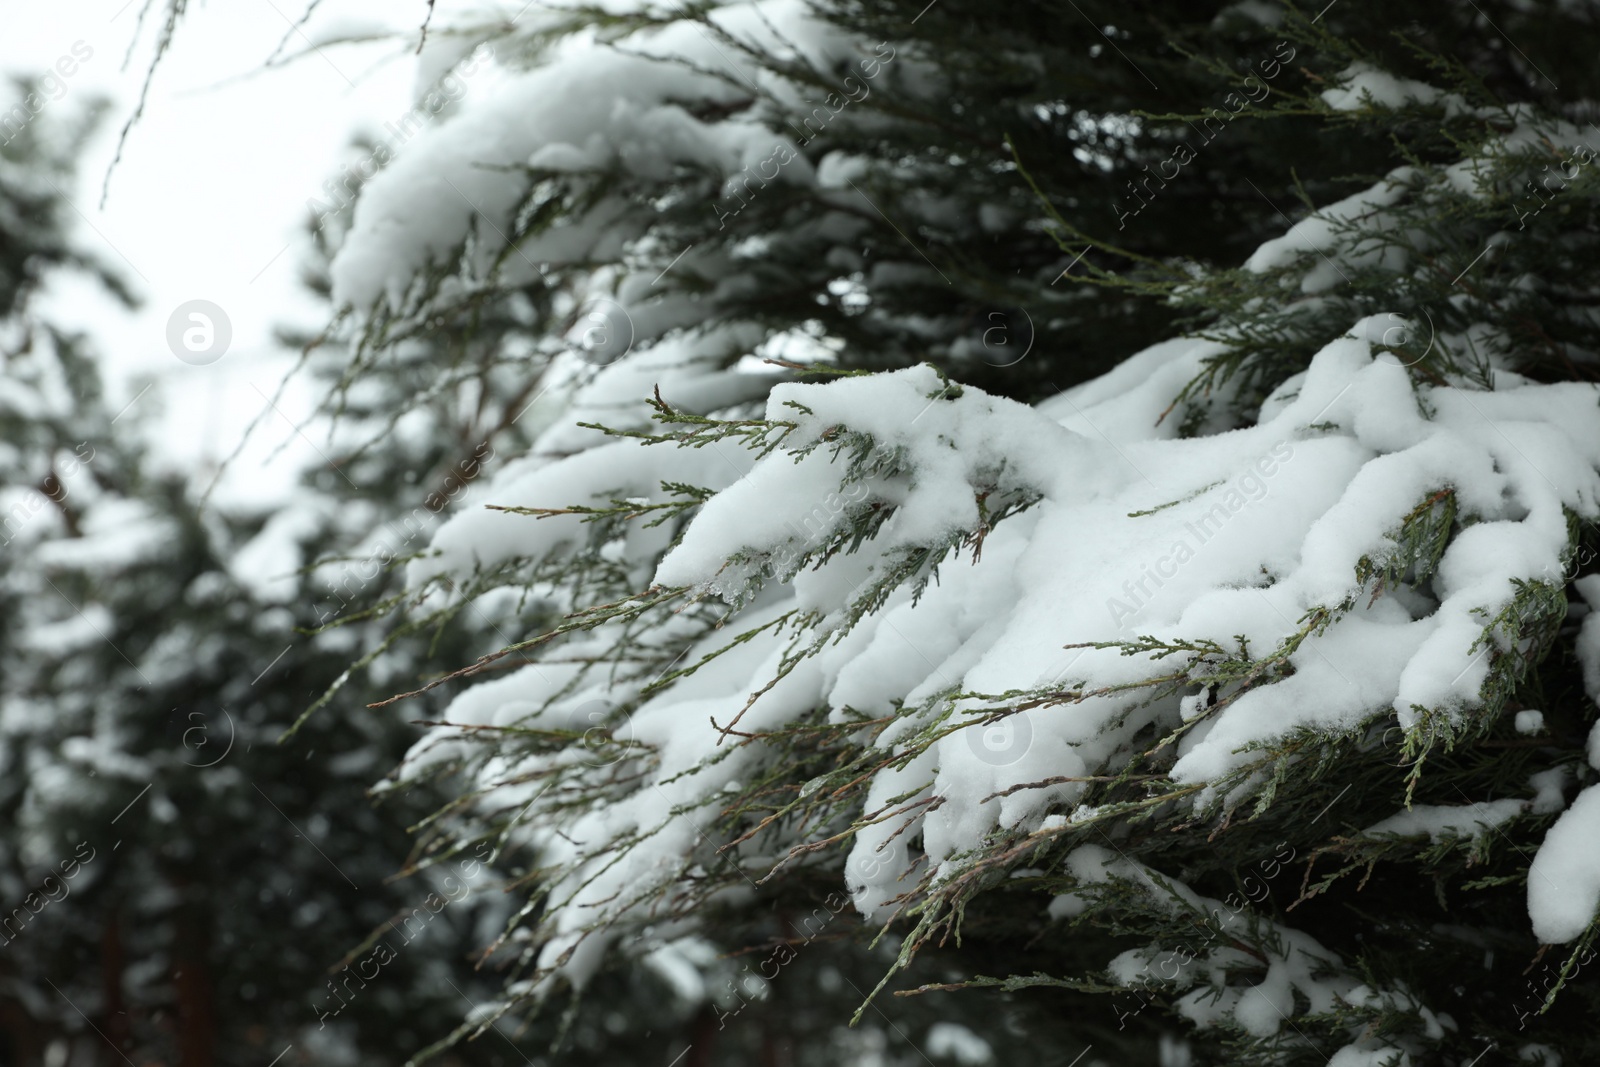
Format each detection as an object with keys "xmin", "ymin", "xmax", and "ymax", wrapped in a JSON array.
[
  {"xmin": 330, "ymin": 0, "xmax": 866, "ymax": 313},
  {"xmin": 656, "ymin": 328, "xmax": 1597, "ymax": 923},
  {"xmin": 1361, "ymin": 800, "xmax": 1524, "ymax": 843},
  {"xmin": 1319, "ymin": 60, "xmax": 1446, "ymax": 112},
  {"xmin": 1244, "ymin": 168, "xmax": 1418, "ymax": 281},
  {"xmin": 659, "ymin": 325, "xmax": 1600, "ymax": 820},
  {"xmin": 408, "ymin": 435, "xmax": 753, "ymax": 589},
  {"xmin": 1528, "ymin": 783, "xmax": 1600, "ymax": 943},
  {"xmin": 655, "ymin": 364, "xmax": 1108, "ymax": 601},
  {"xmin": 1074, "ymin": 843, "xmax": 1438, "ymax": 1056},
  {"xmin": 408, "ymin": 305, "xmax": 1600, "ymax": 987}
]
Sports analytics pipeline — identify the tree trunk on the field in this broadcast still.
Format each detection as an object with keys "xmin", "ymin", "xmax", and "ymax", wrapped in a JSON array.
[
  {"xmin": 103, "ymin": 908, "xmax": 130, "ymax": 1063},
  {"xmin": 170, "ymin": 881, "xmax": 214, "ymax": 1067}
]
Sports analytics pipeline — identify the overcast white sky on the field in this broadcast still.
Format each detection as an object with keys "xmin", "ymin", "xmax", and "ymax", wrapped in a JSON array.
[{"xmin": 2, "ymin": 0, "xmax": 431, "ymax": 505}]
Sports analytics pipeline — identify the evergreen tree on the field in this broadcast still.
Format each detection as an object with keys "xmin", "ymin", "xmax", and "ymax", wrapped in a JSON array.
[{"xmin": 96, "ymin": 0, "xmax": 1600, "ymax": 1063}]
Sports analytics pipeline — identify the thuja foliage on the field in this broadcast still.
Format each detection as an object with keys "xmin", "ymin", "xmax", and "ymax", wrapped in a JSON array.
[{"xmin": 270, "ymin": 1, "xmax": 1600, "ymax": 1065}]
